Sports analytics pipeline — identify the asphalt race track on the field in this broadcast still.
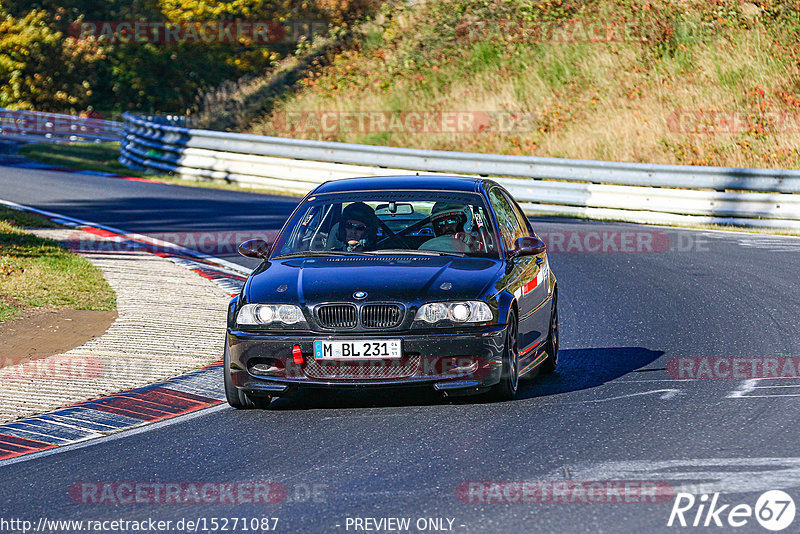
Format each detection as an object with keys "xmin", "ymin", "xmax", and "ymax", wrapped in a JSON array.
[{"xmin": 2, "ymin": 165, "xmax": 800, "ymax": 533}]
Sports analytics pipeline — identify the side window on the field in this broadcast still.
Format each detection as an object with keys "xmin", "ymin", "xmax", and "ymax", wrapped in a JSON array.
[
  {"xmin": 502, "ymin": 191, "xmax": 532, "ymax": 236},
  {"xmin": 488, "ymin": 188, "xmax": 525, "ymax": 252},
  {"xmin": 294, "ymin": 205, "xmax": 325, "ymax": 251}
]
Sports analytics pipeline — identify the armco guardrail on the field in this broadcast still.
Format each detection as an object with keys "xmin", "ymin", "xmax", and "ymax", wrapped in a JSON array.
[
  {"xmin": 120, "ymin": 112, "xmax": 800, "ymax": 230},
  {"xmin": 0, "ymin": 108, "xmax": 122, "ymax": 143}
]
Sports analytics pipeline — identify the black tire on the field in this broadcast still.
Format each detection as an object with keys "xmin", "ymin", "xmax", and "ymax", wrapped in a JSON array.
[
  {"xmin": 539, "ymin": 297, "xmax": 559, "ymax": 374},
  {"xmin": 224, "ymin": 336, "xmax": 271, "ymax": 409},
  {"xmin": 489, "ymin": 310, "xmax": 520, "ymax": 401}
]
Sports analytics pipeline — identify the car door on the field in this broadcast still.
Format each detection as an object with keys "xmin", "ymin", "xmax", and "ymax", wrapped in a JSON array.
[
  {"xmin": 487, "ymin": 187, "xmax": 546, "ymax": 363},
  {"xmin": 503, "ymin": 190, "xmax": 551, "ymax": 349}
]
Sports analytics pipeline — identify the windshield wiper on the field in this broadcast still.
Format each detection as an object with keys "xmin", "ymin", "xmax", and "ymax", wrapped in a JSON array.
[
  {"xmin": 274, "ymin": 251, "xmax": 363, "ymax": 259},
  {"xmin": 364, "ymin": 249, "xmax": 464, "ymax": 257}
]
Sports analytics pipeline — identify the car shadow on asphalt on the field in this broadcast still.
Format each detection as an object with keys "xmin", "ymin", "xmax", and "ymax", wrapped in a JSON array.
[
  {"xmin": 266, "ymin": 386, "xmax": 446, "ymax": 411},
  {"xmin": 516, "ymin": 346, "xmax": 665, "ymax": 400},
  {"xmin": 265, "ymin": 346, "xmax": 665, "ymax": 410}
]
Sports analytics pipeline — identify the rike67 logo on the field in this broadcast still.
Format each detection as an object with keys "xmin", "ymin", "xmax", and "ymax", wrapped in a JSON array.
[{"xmin": 668, "ymin": 491, "xmax": 796, "ymax": 531}]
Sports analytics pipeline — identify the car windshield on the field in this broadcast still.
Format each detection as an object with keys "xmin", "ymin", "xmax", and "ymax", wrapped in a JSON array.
[{"xmin": 272, "ymin": 191, "xmax": 500, "ymax": 258}]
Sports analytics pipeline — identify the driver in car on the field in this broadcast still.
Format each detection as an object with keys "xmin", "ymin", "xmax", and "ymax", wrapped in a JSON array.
[
  {"xmin": 419, "ymin": 202, "xmax": 476, "ymax": 253},
  {"xmin": 324, "ymin": 202, "xmax": 379, "ymax": 252}
]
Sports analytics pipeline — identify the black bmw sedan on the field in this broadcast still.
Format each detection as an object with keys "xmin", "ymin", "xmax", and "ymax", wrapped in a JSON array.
[{"xmin": 225, "ymin": 175, "xmax": 558, "ymax": 407}]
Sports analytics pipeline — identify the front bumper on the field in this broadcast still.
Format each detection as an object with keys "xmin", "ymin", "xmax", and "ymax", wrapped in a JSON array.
[{"xmin": 227, "ymin": 326, "xmax": 506, "ymax": 395}]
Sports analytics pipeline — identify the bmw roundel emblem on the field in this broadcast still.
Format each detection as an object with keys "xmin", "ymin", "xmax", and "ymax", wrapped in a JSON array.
[{"xmin": 353, "ymin": 291, "xmax": 368, "ymax": 300}]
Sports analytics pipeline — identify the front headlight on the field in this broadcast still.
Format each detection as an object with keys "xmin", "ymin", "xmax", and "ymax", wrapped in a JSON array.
[
  {"xmin": 415, "ymin": 301, "xmax": 493, "ymax": 325},
  {"xmin": 237, "ymin": 303, "xmax": 307, "ymax": 327}
]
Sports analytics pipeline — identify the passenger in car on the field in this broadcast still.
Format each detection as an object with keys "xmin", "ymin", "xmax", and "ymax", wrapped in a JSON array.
[{"xmin": 419, "ymin": 202, "xmax": 476, "ymax": 253}]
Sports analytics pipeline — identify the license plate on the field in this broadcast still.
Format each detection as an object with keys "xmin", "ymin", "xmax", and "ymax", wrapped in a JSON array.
[{"xmin": 313, "ymin": 339, "xmax": 402, "ymax": 360}]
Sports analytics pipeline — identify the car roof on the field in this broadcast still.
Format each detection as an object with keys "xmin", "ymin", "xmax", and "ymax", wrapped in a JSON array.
[{"xmin": 311, "ymin": 175, "xmax": 497, "ymax": 195}]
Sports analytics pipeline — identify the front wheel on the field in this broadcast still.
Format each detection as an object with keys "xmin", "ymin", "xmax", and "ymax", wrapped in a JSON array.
[
  {"xmin": 539, "ymin": 297, "xmax": 558, "ymax": 374},
  {"xmin": 488, "ymin": 311, "xmax": 519, "ymax": 401},
  {"xmin": 224, "ymin": 336, "xmax": 271, "ymax": 409}
]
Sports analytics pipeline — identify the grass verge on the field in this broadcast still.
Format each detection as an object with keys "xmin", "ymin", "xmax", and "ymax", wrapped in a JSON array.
[
  {"xmin": 0, "ymin": 207, "xmax": 116, "ymax": 322},
  {"xmin": 243, "ymin": 0, "xmax": 800, "ymax": 170}
]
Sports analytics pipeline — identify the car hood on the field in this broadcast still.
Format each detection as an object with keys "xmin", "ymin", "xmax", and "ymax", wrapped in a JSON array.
[{"xmin": 245, "ymin": 255, "xmax": 504, "ymax": 304}]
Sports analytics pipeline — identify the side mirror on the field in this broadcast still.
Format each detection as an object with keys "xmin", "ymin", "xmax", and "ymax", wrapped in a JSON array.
[
  {"xmin": 238, "ymin": 239, "xmax": 271, "ymax": 259},
  {"xmin": 511, "ymin": 236, "xmax": 546, "ymax": 258}
]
